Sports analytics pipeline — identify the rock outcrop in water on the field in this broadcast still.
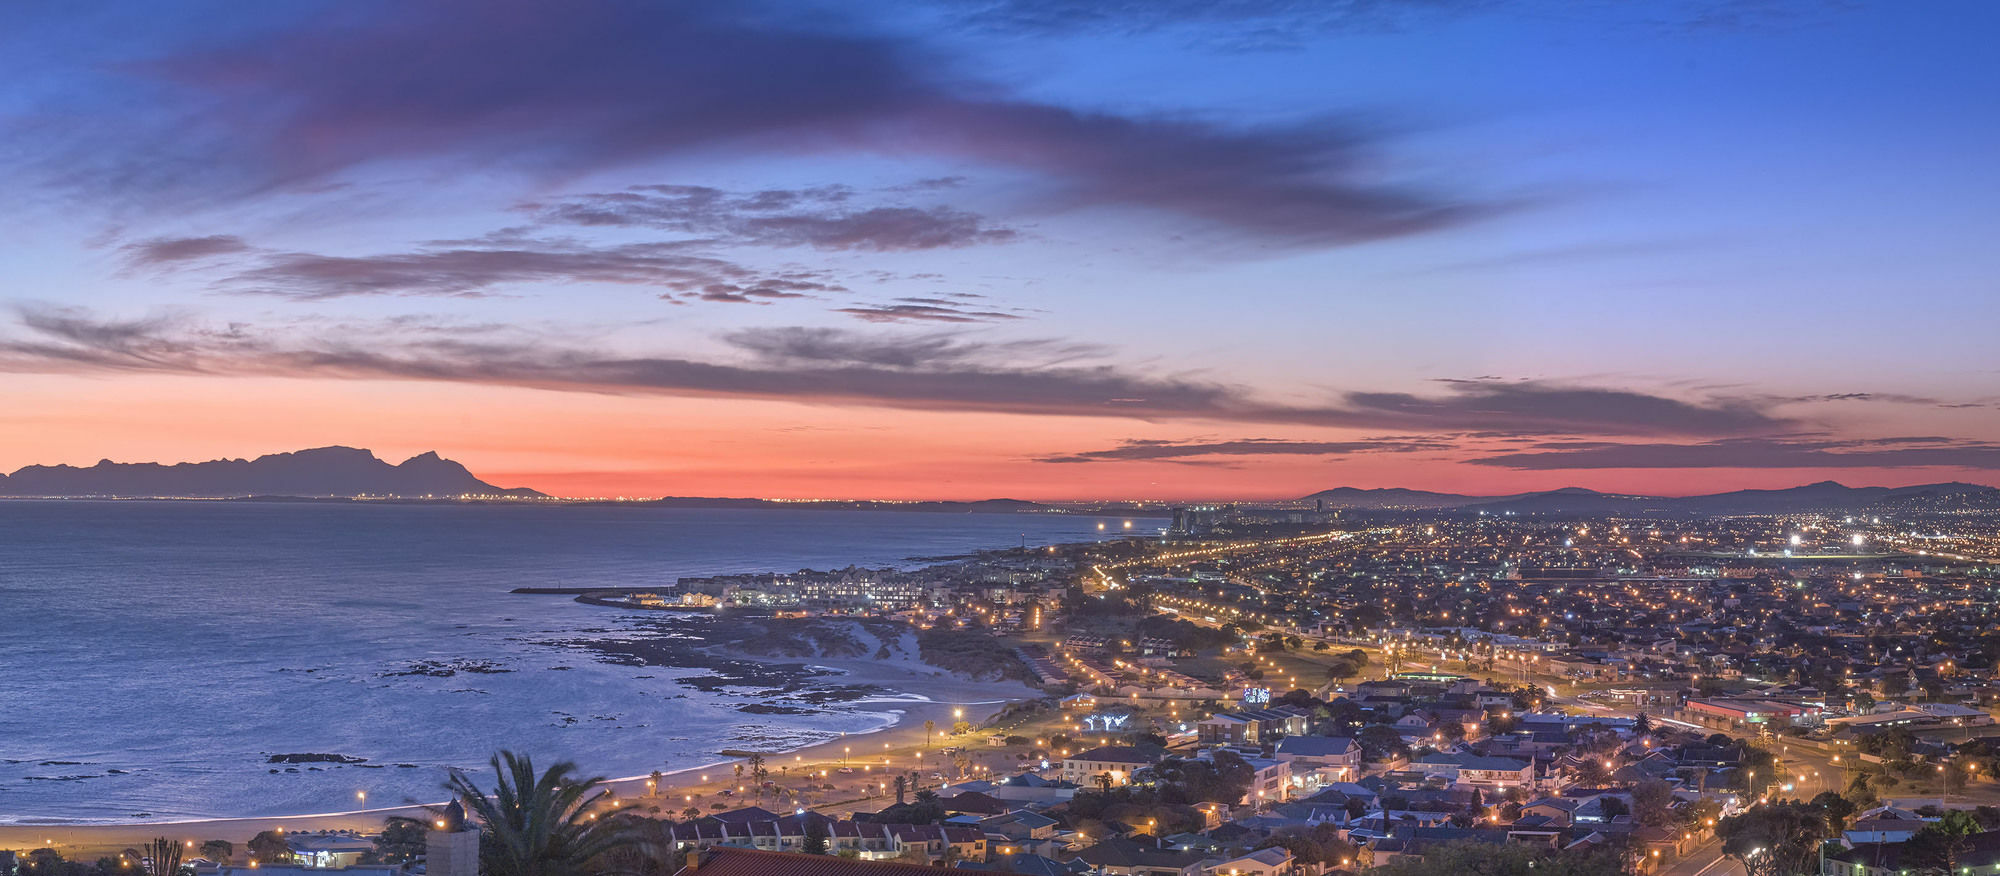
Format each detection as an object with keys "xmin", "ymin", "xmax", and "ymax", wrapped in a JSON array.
[{"xmin": 0, "ymin": 446, "xmax": 543, "ymax": 498}]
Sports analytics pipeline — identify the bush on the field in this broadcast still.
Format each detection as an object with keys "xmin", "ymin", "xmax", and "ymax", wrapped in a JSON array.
[{"xmin": 917, "ymin": 627, "xmax": 1030, "ymax": 681}]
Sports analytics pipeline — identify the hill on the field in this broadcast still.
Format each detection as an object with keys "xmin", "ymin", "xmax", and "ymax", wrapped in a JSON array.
[
  {"xmin": 1304, "ymin": 481, "xmax": 2000, "ymax": 516},
  {"xmin": 0, "ymin": 446, "xmax": 543, "ymax": 499}
]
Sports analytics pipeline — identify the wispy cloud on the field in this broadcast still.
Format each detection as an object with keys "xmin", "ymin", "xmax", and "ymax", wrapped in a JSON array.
[
  {"xmin": 1036, "ymin": 437, "xmax": 1453, "ymax": 464},
  {"xmin": 940, "ymin": 0, "xmax": 1854, "ymax": 47},
  {"xmin": 531, "ymin": 184, "xmax": 1017, "ymax": 252},
  {"xmin": 1472, "ymin": 436, "xmax": 2000, "ymax": 470},
  {"xmin": 215, "ymin": 238, "xmax": 844, "ymax": 302},
  {"xmin": 834, "ymin": 298, "xmax": 1024, "ymax": 324},
  {"xmin": 120, "ymin": 234, "xmax": 253, "ymax": 266},
  {"xmin": 1344, "ymin": 378, "xmax": 1786, "ymax": 437},
  {"xmin": 0, "ymin": 306, "xmax": 1801, "ymax": 438}
]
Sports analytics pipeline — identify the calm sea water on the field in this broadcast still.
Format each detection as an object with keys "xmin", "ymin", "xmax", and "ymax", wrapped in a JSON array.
[{"xmin": 0, "ymin": 501, "xmax": 1121, "ymax": 823}]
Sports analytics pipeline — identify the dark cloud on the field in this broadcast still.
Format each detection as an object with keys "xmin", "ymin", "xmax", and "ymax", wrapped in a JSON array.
[
  {"xmin": 1774, "ymin": 391, "xmax": 1943, "ymax": 405},
  {"xmin": 1036, "ymin": 437, "xmax": 1452, "ymax": 464},
  {"xmin": 724, "ymin": 326, "xmax": 1100, "ymax": 370},
  {"xmin": 1339, "ymin": 380, "xmax": 1788, "ymax": 437},
  {"xmin": 533, "ymin": 184, "xmax": 1016, "ymax": 252},
  {"xmin": 61, "ymin": 1, "xmax": 1484, "ymax": 247},
  {"xmin": 1472, "ymin": 436, "xmax": 2000, "ymax": 470},
  {"xmin": 222, "ymin": 239, "xmax": 844, "ymax": 301},
  {"xmin": 0, "ymin": 307, "xmax": 1801, "ymax": 439},
  {"xmin": 834, "ymin": 298, "xmax": 1023, "ymax": 324},
  {"xmin": 120, "ymin": 234, "xmax": 252, "ymax": 265},
  {"xmin": 943, "ymin": 0, "xmax": 1496, "ymax": 44},
  {"xmin": 939, "ymin": 0, "xmax": 1851, "ymax": 46}
]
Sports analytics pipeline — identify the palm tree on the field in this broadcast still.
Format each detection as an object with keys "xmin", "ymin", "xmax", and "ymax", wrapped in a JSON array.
[
  {"xmin": 136, "ymin": 837, "xmax": 182, "ymax": 876},
  {"xmin": 446, "ymin": 750, "xmax": 632, "ymax": 876},
  {"xmin": 747, "ymin": 753, "xmax": 768, "ymax": 793},
  {"xmin": 588, "ymin": 814, "xmax": 680, "ymax": 876}
]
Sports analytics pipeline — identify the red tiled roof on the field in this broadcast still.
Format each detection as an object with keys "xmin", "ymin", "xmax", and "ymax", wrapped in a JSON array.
[{"xmin": 674, "ymin": 847, "xmax": 942, "ymax": 875}]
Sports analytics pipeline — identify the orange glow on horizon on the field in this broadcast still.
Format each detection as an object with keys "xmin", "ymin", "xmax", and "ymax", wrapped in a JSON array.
[{"xmin": 3, "ymin": 373, "xmax": 1994, "ymax": 501}]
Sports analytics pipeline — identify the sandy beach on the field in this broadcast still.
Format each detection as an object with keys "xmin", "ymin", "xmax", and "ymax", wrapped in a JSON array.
[{"xmin": 0, "ymin": 651, "xmax": 1042, "ymax": 856}]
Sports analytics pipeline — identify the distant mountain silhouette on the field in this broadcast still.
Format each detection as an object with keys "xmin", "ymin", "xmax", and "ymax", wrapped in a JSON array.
[
  {"xmin": 0, "ymin": 446, "xmax": 543, "ymax": 498},
  {"xmin": 1304, "ymin": 480, "xmax": 1999, "ymax": 515},
  {"xmin": 643, "ymin": 496, "xmax": 1044, "ymax": 513},
  {"xmin": 1300, "ymin": 486, "xmax": 1503, "ymax": 509}
]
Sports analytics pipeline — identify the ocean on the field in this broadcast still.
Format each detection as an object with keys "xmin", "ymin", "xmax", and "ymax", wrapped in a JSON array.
[{"xmin": 0, "ymin": 501, "xmax": 1123, "ymax": 824}]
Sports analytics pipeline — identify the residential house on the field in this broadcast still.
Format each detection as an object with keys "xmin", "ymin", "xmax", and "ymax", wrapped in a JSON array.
[{"xmin": 1063, "ymin": 746, "xmax": 1164, "ymax": 788}]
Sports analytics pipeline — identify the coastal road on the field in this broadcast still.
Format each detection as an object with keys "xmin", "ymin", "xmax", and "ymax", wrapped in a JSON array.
[{"xmin": 1659, "ymin": 839, "xmax": 1740, "ymax": 876}]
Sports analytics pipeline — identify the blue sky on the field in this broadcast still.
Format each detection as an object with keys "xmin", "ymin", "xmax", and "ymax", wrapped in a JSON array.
[{"xmin": 1, "ymin": 0, "xmax": 1996, "ymax": 498}]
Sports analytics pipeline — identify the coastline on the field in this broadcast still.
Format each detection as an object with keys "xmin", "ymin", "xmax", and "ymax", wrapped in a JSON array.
[
  {"xmin": 0, "ymin": 652, "xmax": 1040, "ymax": 855},
  {"xmin": 0, "ymin": 502, "xmax": 1085, "ymax": 854}
]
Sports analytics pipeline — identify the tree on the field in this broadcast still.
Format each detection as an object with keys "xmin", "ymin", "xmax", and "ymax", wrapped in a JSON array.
[
  {"xmin": 893, "ymin": 774, "xmax": 907, "ymax": 804},
  {"xmin": 1257, "ymin": 824, "xmax": 1358, "ymax": 869},
  {"xmin": 135, "ymin": 838, "xmax": 183, "ymax": 876},
  {"xmin": 924, "ymin": 719, "xmax": 936, "ymax": 749},
  {"xmin": 747, "ymin": 754, "xmax": 768, "ymax": 790},
  {"xmin": 1151, "ymin": 750, "xmax": 1254, "ymax": 805},
  {"xmin": 1325, "ymin": 659, "xmax": 1357, "ymax": 685},
  {"xmin": 19, "ymin": 848, "xmax": 66, "ymax": 876},
  {"xmin": 877, "ymin": 789, "xmax": 946, "ymax": 825},
  {"xmin": 1358, "ymin": 725, "xmax": 1409, "ymax": 762},
  {"xmin": 1736, "ymin": 744, "xmax": 1779, "ymax": 795},
  {"xmin": 198, "ymin": 842, "xmax": 233, "ymax": 865},
  {"xmin": 1810, "ymin": 792, "xmax": 1857, "ymax": 835},
  {"xmin": 803, "ymin": 822, "xmax": 830, "ymax": 856},
  {"xmin": 1573, "ymin": 758, "xmax": 1611, "ymax": 787},
  {"xmin": 648, "ymin": 771, "xmax": 663, "ymax": 797},
  {"xmin": 1630, "ymin": 779, "xmax": 1675, "ymax": 827},
  {"xmin": 1374, "ymin": 840, "xmax": 1626, "ymax": 876},
  {"xmin": 371, "ymin": 817, "xmax": 428, "ymax": 864},
  {"xmin": 446, "ymin": 750, "xmax": 632, "ymax": 876},
  {"xmin": 1718, "ymin": 801, "xmax": 1834, "ymax": 876},
  {"xmin": 589, "ymin": 815, "xmax": 680, "ymax": 876},
  {"xmin": 1905, "ymin": 809, "xmax": 1982, "ymax": 875},
  {"xmin": 246, "ymin": 831, "xmax": 291, "ymax": 865},
  {"xmin": 1883, "ymin": 673, "xmax": 1911, "ymax": 697}
]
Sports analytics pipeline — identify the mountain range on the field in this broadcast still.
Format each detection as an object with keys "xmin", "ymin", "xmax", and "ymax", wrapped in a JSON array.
[
  {"xmin": 1300, "ymin": 481, "xmax": 2000, "ymax": 515},
  {"xmin": 3, "ymin": 446, "xmax": 1993, "ymax": 513},
  {"xmin": 0, "ymin": 447, "xmax": 543, "ymax": 498}
]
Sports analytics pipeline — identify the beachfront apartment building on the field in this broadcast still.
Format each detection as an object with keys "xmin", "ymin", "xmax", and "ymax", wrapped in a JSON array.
[
  {"xmin": 666, "ymin": 809, "xmax": 984, "ymax": 863},
  {"xmin": 718, "ymin": 575, "xmax": 927, "ymax": 611}
]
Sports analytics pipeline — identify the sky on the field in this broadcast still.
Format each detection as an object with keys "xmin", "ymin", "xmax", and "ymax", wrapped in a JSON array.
[{"xmin": 2, "ymin": 0, "xmax": 1997, "ymax": 500}]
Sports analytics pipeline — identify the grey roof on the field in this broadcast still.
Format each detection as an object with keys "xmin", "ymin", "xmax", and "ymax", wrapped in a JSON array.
[{"xmin": 1275, "ymin": 736, "xmax": 1357, "ymax": 757}]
